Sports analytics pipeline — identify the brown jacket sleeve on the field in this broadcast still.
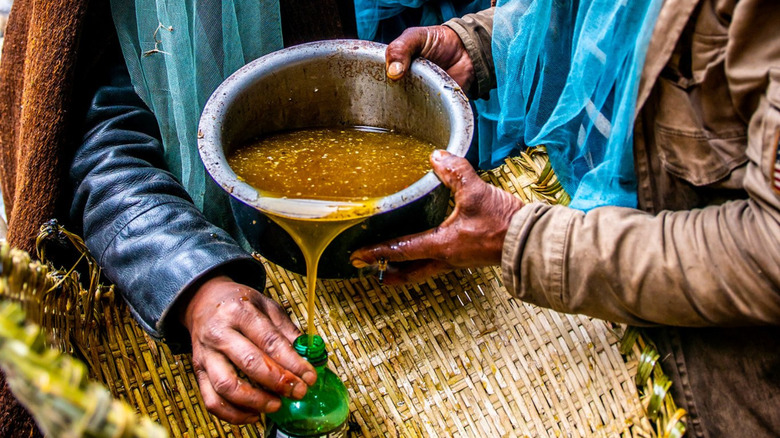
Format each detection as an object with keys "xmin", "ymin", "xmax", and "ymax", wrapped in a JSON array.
[
  {"xmin": 444, "ymin": 8, "xmax": 495, "ymax": 99},
  {"xmin": 501, "ymin": 1, "xmax": 780, "ymax": 326}
]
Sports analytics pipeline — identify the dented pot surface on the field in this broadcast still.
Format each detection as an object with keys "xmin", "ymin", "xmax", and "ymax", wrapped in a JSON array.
[{"xmin": 198, "ymin": 39, "xmax": 473, "ymax": 278}]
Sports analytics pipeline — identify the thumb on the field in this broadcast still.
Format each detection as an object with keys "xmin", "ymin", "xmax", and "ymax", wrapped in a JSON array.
[
  {"xmin": 385, "ymin": 27, "xmax": 430, "ymax": 80},
  {"xmin": 430, "ymin": 150, "xmax": 481, "ymax": 194}
]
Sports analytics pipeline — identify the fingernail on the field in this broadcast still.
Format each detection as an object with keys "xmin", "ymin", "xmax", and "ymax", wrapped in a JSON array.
[
  {"xmin": 265, "ymin": 399, "xmax": 281, "ymax": 412},
  {"xmin": 432, "ymin": 149, "xmax": 445, "ymax": 161},
  {"xmin": 302, "ymin": 370, "xmax": 317, "ymax": 386},
  {"xmin": 291, "ymin": 381, "xmax": 308, "ymax": 399},
  {"xmin": 351, "ymin": 259, "xmax": 369, "ymax": 269},
  {"xmin": 388, "ymin": 62, "xmax": 404, "ymax": 78}
]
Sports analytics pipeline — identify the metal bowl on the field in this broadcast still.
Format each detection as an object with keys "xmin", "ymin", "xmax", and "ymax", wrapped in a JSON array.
[{"xmin": 198, "ymin": 39, "xmax": 473, "ymax": 278}]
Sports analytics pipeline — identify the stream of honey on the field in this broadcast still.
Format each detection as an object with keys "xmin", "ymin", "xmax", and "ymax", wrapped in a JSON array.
[
  {"xmin": 265, "ymin": 214, "xmax": 364, "ymax": 336},
  {"xmin": 229, "ymin": 127, "xmax": 436, "ymax": 336}
]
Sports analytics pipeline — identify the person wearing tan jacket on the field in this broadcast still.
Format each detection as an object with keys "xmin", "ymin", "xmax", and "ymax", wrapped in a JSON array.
[{"xmin": 351, "ymin": 0, "xmax": 780, "ymax": 436}]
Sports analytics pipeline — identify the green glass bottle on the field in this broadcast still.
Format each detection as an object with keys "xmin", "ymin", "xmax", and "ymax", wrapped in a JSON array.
[{"xmin": 265, "ymin": 335, "xmax": 349, "ymax": 437}]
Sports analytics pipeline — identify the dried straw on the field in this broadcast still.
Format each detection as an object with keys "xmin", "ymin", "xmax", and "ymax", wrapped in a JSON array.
[{"xmin": 0, "ymin": 283, "xmax": 165, "ymax": 437}]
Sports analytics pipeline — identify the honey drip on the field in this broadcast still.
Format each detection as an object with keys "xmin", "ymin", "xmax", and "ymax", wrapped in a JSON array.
[{"xmin": 267, "ymin": 213, "xmax": 363, "ymax": 337}]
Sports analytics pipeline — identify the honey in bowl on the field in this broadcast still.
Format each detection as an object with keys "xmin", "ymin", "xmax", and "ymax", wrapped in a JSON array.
[
  {"xmin": 228, "ymin": 127, "xmax": 437, "ymax": 335},
  {"xmin": 228, "ymin": 127, "xmax": 436, "ymax": 201}
]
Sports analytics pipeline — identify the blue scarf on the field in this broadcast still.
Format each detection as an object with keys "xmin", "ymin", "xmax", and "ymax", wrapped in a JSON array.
[{"xmin": 492, "ymin": 0, "xmax": 662, "ymax": 210}]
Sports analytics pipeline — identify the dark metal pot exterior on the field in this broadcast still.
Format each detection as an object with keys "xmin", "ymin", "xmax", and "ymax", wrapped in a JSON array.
[
  {"xmin": 199, "ymin": 40, "xmax": 473, "ymax": 278},
  {"xmin": 233, "ymin": 184, "xmax": 450, "ymax": 278}
]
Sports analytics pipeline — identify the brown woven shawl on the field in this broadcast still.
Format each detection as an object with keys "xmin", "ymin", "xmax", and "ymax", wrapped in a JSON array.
[
  {"xmin": 0, "ymin": 0, "xmax": 93, "ymax": 435},
  {"xmin": 0, "ymin": 0, "xmax": 95, "ymax": 256}
]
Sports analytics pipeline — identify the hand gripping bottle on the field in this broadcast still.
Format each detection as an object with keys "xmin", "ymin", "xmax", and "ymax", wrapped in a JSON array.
[{"xmin": 265, "ymin": 335, "xmax": 349, "ymax": 437}]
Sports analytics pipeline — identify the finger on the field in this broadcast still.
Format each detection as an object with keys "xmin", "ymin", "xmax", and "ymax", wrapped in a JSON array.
[
  {"xmin": 237, "ymin": 310, "xmax": 318, "ymax": 387},
  {"xmin": 380, "ymin": 259, "xmax": 454, "ymax": 285},
  {"xmin": 386, "ymin": 27, "xmax": 430, "ymax": 80},
  {"xmin": 221, "ymin": 329, "xmax": 311, "ymax": 400},
  {"xmin": 200, "ymin": 347, "xmax": 283, "ymax": 412},
  {"xmin": 255, "ymin": 294, "xmax": 304, "ymax": 345},
  {"xmin": 199, "ymin": 381, "xmax": 262, "ymax": 424},
  {"xmin": 350, "ymin": 226, "xmax": 453, "ymax": 267},
  {"xmin": 430, "ymin": 150, "xmax": 483, "ymax": 194},
  {"xmin": 193, "ymin": 351, "xmax": 272, "ymax": 423}
]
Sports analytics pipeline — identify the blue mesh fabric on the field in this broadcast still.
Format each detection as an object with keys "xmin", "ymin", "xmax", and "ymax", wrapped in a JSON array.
[
  {"xmin": 109, "ymin": 0, "xmax": 283, "ymax": 230},
  {"xmin": 474, "ymin": 96, "xmax": 506, "ymax": 170},
  {"xmin": 493, "ymin": 0, "xmax": 662, "ymax": 210},
  {"xmin": 354, "ymin": 0, "xmax": 486, "ymax": 42}
]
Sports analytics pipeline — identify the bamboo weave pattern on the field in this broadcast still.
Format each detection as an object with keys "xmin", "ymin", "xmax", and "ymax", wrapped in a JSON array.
[{"xmin": 0, "ymin": 149, "xmax": 666, "ymax": 437}]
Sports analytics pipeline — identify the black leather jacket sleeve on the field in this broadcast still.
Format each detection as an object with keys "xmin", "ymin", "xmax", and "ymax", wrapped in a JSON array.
[{"xmin": 69, "ymin": 64, "xmax": 265, "ymax": 348}]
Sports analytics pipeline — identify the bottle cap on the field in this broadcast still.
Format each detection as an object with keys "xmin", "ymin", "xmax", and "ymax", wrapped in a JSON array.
[{"xmin": 293, "ymin": 335, "xmax": 328, "ymax": 365}]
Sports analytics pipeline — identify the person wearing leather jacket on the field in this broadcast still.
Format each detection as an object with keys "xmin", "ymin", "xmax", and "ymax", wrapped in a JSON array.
[
  {"xmin": 70, "ymin": 63, "xmax": 315, "ymax": 424},
  {"xmin": 0, "ymin": 0, "xmax": 359, "ymax": 431},
  {"xmin": 66, "ymin": 2, "xmax": 357, "ymax": 425}
]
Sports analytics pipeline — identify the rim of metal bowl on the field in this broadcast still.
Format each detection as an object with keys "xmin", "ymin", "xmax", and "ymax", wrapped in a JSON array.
[{"xmin": 198, "ymin": 39, "xmax": 474, "ymax": 221}]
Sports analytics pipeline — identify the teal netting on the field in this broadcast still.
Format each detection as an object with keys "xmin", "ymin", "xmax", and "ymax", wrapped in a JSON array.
[
  {"xmin": 493, "ymin": 0, "xmax": 662, "ymax": 210},
  {"xmin": 110, "ymin": 0, "xmax": 283, "ymax": 230},
  {"xmin": 354, "ymin": 0, "xmax": 506, "ymax": 170},
  {"xmin": 354, "ymin": 0, "xmax": 485, "ymax": 42}
]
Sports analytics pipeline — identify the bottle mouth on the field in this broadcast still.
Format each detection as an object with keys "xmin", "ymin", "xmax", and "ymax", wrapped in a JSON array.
[{"xmin": 293, "ymin": 335, "xmax": 328, "ymax": 365}]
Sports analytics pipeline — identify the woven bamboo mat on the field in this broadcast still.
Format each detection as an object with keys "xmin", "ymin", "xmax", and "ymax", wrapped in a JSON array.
[
  {"xmin": 260, "ymin": 149, "xmax": 650, "ymax": 437},
  {"xmin": 267, "ymin": 266, "xmax": 649, "ymax": 437},
  {"xmin": 0, "ymin": 149, "xmax": 657, "ymax": 437}
]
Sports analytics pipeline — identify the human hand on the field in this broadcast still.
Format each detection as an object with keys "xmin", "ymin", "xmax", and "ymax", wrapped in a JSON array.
[
  {"xmin": 385, "ymin": 25, "xmax": 475, "ymax": 92},
  {"xmin": 180, "ymin": 276, "xmax": 316, "ymax": 424},
  {"xmin": 350, "ymin": 150, "xmax": 524, "ymax": 284}
]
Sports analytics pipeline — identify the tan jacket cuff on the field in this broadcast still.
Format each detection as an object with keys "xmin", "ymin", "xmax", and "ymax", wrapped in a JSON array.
[
  {"xmin": 443, "ymin": 8, "xmax": 495, "ymax": 99},
  {"xmin": 501, "ymin": 203, "xmax": 578, "ymax": 312}
]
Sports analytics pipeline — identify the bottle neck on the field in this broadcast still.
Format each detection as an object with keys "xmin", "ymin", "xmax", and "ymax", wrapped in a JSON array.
[{"xmin": 293, "ymin": 334, "xmax": 328, "ymax": 366}]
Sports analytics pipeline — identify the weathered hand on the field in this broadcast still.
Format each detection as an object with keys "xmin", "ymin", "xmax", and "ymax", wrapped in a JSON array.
[
  {"xmin": 180, "ymin": 276, "xmax": 316, "ymax": 424},
  {"xmin": 385, "ymin": 25, "xmax": 475, "ymax": 92},
  {"xmin": 351, "ymin": 150, "xmax": 524, "ymax": 284}
]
